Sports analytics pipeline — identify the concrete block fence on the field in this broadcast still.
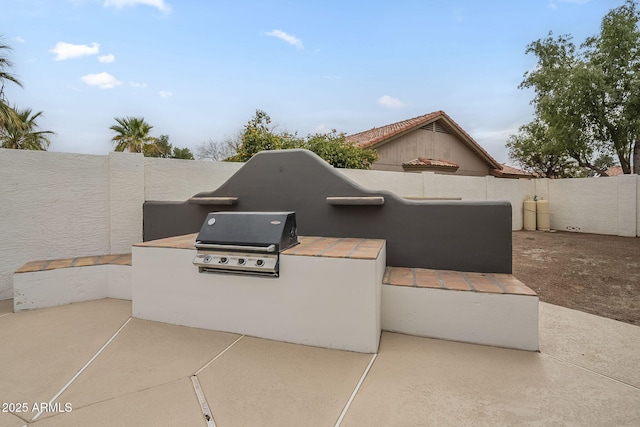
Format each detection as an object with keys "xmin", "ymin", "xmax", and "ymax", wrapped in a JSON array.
[{"xmin": 1, "ymin": 148, "xmax": 638, "ymax": 299}]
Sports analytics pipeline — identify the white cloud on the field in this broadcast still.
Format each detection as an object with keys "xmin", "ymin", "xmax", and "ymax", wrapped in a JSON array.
[
  {"xmin": 103, "ymin": 0, "xmax": 170, "ymax": 13},
  {"xmin": 549, "ymin": 0, "xmax": 591, "ymax": 9},
  {"xmin": 159, "ymin": 90, "xmax": 173, "ymax": 99},
  {"xmin": 50, "ymin": 42, "xmax": 99, "ymax": 61},
  {"xmin": 129, "ymin": 81, "xmax": 147, "ymax": 88},
  {"xmin": 312, "ymin": 124, "xmax": 332, "ymax": 134},
  {"xmin": 13, "ymin": 36, "xmax": 25, "ymax": 43},
  {"xmin": 98, "ymin": 54, "xmax": 115, "ymax": 63},
  {"xmin": 377, "ymin": 95, "xmax": 405, "ymax": 108},
  {"xmin": 266, "ymin": 30, "xmax": 303, "ymax": 49},
  {"xmin": 81, "ymin": 72, "xmax": 122, "ymax": 89}
]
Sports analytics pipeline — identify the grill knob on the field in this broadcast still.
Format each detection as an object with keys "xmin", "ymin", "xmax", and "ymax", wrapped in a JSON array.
[
  {"xmin": 203, "ymin": 255, "xmax": 212, "ymax": 264},
  {"xmin": 256, "ymin": 259, "xmax": 264, "ymax": 267},
  {"xmin": 219, "ymin": 257, "xmax": 228, "ymax": 264},
  {"xmin": 238, "ymin": 258, "xmax": 246, "ymax": 265}
]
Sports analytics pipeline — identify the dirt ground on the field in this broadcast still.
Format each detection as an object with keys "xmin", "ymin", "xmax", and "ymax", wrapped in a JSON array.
[{"xmin": 512, "ymin": 230, "xmax": 640, "ymax": 326}]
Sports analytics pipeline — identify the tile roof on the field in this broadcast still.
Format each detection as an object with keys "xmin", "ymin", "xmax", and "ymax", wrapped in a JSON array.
[
  {"xmin": 490, "ymin": 163, "xmax": 535, "ymax": 179},
  {"xmin": 402, "ymin": 157, "xmax": 459, "ymax": 170},
  {"xmin": 346, "ymin": 111, "xmax": 501, "ymax": 170},
  {"xmin": 606, "ymin": 166, "xmax": 624, "ymax": 176},
  {"xmin": 347, "ymin": 111, "xmax": 442, "ymax": 148}
]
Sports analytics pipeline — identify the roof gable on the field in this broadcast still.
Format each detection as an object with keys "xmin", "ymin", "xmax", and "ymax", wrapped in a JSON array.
[{"xmin": 346, "ymin": 111, "xmax": 502, "ymax": 171}]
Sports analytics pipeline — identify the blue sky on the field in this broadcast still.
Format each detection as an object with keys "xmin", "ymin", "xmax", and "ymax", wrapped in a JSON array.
[{"xmin": 1, "ymin": 0, "xmax": 623, "ymax": 162}]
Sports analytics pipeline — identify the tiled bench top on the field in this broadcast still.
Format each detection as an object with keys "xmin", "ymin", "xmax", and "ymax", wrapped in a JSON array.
[
  {"xmin": 284, "ymin": 236, "xmax": 385, "ymax": 260},
  {"xmin": 15, "ymin": 254, "xmax": 132, "ymax": 273},
  {"xmin": 133, "ymin": 233, "xmax": 198, "ymax": 249},
  {"xmin": 134, "ymin": 234, "xmax": 385, "ymax": 260},
  {"xmin": 384, "ymin": 267, "xmax": 536, "ymax": 296}
]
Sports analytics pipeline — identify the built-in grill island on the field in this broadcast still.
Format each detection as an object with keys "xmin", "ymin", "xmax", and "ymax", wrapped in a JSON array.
[
  {"xmin": 134, "ymin": 149, "xmax": 538, "ymax": 353},
  {"xmin": 192, "ymin": 212, "xmax": 298, "ymax": 277}
]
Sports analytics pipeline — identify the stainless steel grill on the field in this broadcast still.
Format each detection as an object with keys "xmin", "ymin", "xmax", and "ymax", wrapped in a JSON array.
[{"xmin": 192, "ymin": 211, "xmax": 298, "ymax": 277}]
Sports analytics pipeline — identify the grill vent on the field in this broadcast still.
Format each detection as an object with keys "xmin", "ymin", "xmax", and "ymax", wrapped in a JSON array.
[
  {"xmin": 420, "ymin": 120, "xmax": 451, "ymax": 134},
  {"xmin": 435, "ymin": 120, "xmax": 451, "ymax": 134}
]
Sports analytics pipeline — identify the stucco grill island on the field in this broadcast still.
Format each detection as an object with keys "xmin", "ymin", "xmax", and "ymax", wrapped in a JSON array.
[{"xmin": 128, "ymin": 149, "xmax": 538, "ymax": 353}]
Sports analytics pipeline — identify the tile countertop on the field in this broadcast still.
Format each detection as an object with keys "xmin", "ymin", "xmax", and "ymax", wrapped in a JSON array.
[{"xmin": 134, "ymin": 234, "xmax": 385, "ymax": 260}]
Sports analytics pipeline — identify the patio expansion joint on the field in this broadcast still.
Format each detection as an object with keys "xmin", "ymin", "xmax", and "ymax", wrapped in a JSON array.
[
  {"xmin": 194, "ymin": 335, "xmax": 245, "ymax": 376},
  {"xmin": 188, "ymin": 335, "xmax": 245, "ymax": 427},
  {"xmin": 541, "ymin": 351, "xmax": 640, "ymax": 392},
  {"xmin": 334, "ymin": 353, "xmax": 378, "ymax": 427},
  {"xmin": 30, "ymin": 316, "xmax": 133, "ymax": 422},
  {"xmin": 191, "ymin": 375, "xmax": 216, "ymax": 427},
  {"xmin": 39, "ymin": 377, "xmax": 189, "ymax": 419}
]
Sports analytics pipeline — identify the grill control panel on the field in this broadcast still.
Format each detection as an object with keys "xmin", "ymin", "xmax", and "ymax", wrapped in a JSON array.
[{"xmin": 193, "ymin": 251, "xmax": 278, "ymax": 276}]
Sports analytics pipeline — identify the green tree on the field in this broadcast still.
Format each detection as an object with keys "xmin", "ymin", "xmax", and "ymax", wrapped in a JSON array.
[
  {"xmin": 228, "ymin": 110, "xmax": 298, "ymax": 162},
  {"xmin": 506, "ymin": 120, "xmax": 578, "ymax": 178},
  {"xmin": 592, "ymin": 154, "xmax": 618, "ymax": 175},
  {"xmin": 584, "ymin": 0, "xmax": 640, "ymax": 174},
  {"xmin": 171, "ymin": 146, "xmax": 194, "ymax": 160},
  {"xmin": 518, "ymin": 0, "xmax": 640, "ymax": 175},
  {"xmin": 227, "ymin": 110, "xmax": 378, "ymax": 169},
  {"xmin": 143, "ymin": 134, "xmax": 172, "ymax": 157},
  {"xmin": 143, "ymin": 134, "xmax": 194, "ymax": 159},
  {"xmin": 0, "ymin": 107, "xmax": 54, "ymax": 150},
  {"xmin": 110, "ymin": 116, "xmax": 156, "ymax": 153},
  {"xmin": 303, "ymin": 131, "xmax": 378, "ymax": 169},
  {"xmin": 0, "ymin": 37, "xmax": 22, "ymax": 129}
]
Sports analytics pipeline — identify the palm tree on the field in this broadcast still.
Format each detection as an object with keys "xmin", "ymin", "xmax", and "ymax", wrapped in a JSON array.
[
  {"xmin": 110, "ymin": 116, "xmax": 156, "ymax": 153},
  {"xmin": 0, "ymin": 107, "xmax": 54, "ymax": 150},
  {"xmin": 0, "ymin": 37, "xmax": 23, "ymax": 129}
]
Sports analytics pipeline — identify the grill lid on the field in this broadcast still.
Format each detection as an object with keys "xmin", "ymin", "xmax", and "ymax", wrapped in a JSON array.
[{"xmin": 195, "ymin": 211, "xmax": 298, "ymax": 253}]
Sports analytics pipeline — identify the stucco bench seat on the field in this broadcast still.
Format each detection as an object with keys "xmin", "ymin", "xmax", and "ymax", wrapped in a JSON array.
[
  {"xmin": 13, "ymin": 254, "xmax": 132, "ymax": 312},
  {"xmin": 381, "ymin": 266, "xmax": 539, "ymax": 351}
]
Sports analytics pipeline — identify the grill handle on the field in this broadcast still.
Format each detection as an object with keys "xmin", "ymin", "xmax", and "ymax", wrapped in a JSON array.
[{"xmin": 195, "ymin": 242, "xmax": 277, "ymax": 253}]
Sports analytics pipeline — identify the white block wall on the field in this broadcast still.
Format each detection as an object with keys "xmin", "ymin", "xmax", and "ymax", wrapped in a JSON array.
[
  {"xmin": 144, "ymin": 157, "xmax": 242, "ymax": 202},
  {"xmin": 421, "ymin": 173, "xmax": 536, "ymax": 231},
  {"xmin": 423, "ymin": 172, "xmax": 490, "ymax": 201},
  {"xmin": 0, "ymin": 150, "xmax": 111, "ymax": 299},
  {"xmin": 109, "ymin": 153, "xmax": 144, "ymax": 253},
  {"xmin": 1, "ymin": 149, "xmax": 638, "ymax": 300},
  {"xmin": 0, "ymin": 150, "xmax": 146, "ymax": 299},
  {"xmin": 339, "ymin": 168, "xmax": 424, "ymax": 198},
  {"xmin": 546, "ymin": 175, "xmax": 637, "ymax": 237}
]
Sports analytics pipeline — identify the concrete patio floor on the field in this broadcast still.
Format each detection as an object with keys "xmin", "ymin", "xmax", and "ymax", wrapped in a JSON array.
[{"xmin": 0, "ymin": 298, "xmax": 639, "ymax": 426}]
